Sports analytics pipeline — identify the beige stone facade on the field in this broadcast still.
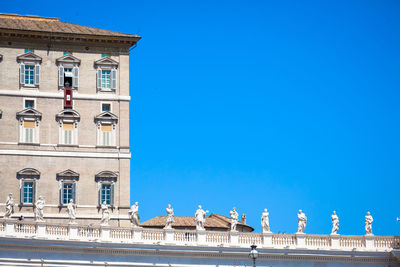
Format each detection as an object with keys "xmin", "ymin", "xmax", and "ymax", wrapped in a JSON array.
[{"xmin": 0, "ymin": 14, "xmax": 140, "ymax": 226}]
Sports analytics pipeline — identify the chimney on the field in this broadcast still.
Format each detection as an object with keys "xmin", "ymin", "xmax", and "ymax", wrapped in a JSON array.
[{"xmin": 241, "ymin": 214, "xmax": 246, "ymax": 224}]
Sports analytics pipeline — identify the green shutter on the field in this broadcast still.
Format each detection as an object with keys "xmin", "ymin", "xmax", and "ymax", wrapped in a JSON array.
[{"xmin": 20, "ymin": 64, "xmax": 25, "ymax": 85}]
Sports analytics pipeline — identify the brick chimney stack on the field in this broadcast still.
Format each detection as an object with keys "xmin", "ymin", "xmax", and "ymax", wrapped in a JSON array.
[{"xmin": 241, "ymin": 214, "xmax": 246, "ymax": 224}]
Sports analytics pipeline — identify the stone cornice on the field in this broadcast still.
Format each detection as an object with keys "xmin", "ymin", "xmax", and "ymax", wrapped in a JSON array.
[{"xmin": 0, "ymin": 237, "xmax": 397, "ymax": 265}]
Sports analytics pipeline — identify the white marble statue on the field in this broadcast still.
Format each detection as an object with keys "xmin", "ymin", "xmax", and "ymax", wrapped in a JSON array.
[
  {"xmin": 5, "ymin": 193, "xmax": 14, "ymax": 219},
  {"xmin": 129, "ymin": 202, "xmax": 140, "ymax": 227},
  {"xmin": 195, "ymin": 205, "xmax": 209, "ymax": 231},
  {"xmin": 100, "ymin": 201, "xmax": 110, "ymax": 226},
  {"xmin": 164, "ymin": 204, "xmax": 174, "ymax": 229},
  {"xmin": 365, "ymin": 211, "xmax": 373, "ymax": 235},
  {"xmin": 297, "ymin": 209, "xmax": 307, "ymax": 233},
  {"xmin": 331, "ymin": 211, "xmax": 339, "ymax": 235},
  {"xmin": 261, "ymin": 208, "xmax": 270, "ymax": 233},
  {"xmin": 35, "ymin": 196, "xmax": 45, "ymax": 222},
  {"xmin": 230, "ymin": 207, "xmax": 239, "ymax": 232},
  {"xmin": 67, "ymin": 199, "xmax": 77, "ymax": 224}
]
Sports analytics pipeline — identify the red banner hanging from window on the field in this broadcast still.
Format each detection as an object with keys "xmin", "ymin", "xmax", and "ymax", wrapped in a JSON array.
[{"xmin": 64, "ymin": 87, "xmax": 73, "ymax": 108}]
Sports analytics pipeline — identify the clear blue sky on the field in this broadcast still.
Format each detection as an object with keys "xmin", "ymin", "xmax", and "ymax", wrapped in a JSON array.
[{"xmin": 4, "ymin": 0, "xmax": 400, "ymax": 235}]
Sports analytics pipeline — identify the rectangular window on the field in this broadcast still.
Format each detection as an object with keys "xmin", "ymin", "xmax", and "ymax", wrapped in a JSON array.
[
  {"xmin": 24, "ymin": 65, "xmax": 35, "ymax": 85},
  {"xmin": 63, "ymin": 51, "xmax": 72, "ymax": 55},
  {"xmin": 101, "ymin": 70, "xmax": 111, "ymax": 89},
  {"xmin": 24, "ymin": 121, "xmax": 35, "ymax": 143},
  {"xmin": 25, "ymin": 48, "xmax": 34, "ymax": 53},
  {"xmin": 101, "ymin": 124, "xmax": 111, "ymax": 146},
  {"xmin": 102, "ymin": 103, "xmax": 111, "ymax": 112},
  {"xmin": 101, "ymin": 53, "xmax": 109, "ymax": 58},
  {"xmin": 63, "ymin": 123, "xmax": 73, "ymax": 144},
  {"xmin": 25, "ymin": 99, "xmax": 35, "ymax": 109},
  {"xmin": 23, "ymin": 182, "xmax": 33, "ymax": 204},
  {"xmin": 62, "ymin": 183, "xmax": 73, "ymax": 204},
  {"xmin": 101, "ymin": 184, "xmax": 111, "ymax": 205}
]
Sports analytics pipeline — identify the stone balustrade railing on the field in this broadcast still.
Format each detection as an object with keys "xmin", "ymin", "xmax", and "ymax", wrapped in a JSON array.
[{"xmin": 0, "ymin": 219, "xmax": 399, "ymax": 251}]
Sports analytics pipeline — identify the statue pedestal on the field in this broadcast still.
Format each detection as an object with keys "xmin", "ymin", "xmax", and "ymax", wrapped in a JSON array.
[
  {"xmin": 36, "ymin": 222, "xmax": 46, "ymax": 238},
  {"xmin": 295, "ymin": 232, "xmax": 306, "ymax": 248},
  {"xmin": 330, "ymin": 234, "xmax": 340, "ymax": 249},
  {"xmin": 68, "ymin": 223, "xmax": 78, "ymax": 240},
  {"xmin": 230, "ymin": 230, "xmax": 238, "ymax": 245},
  {"xmin": 4, "ymin": 219, "xmax": 16, "ymax": 236},
  {"xmin": 164, "ymin": 229, "xmax": 174, "ymax": 243},
  {"xmin": 262, "ymin": 231, "xmax": 272, "ymax": 247},
  {"xmin": 197, "ymin": 230, "xmax": 206, "ymax": 245},
  {"xmin": 100, "ymin": 225, "xmax": 110, "ymax": 241},
  {"xmin": 132, "ymin": 226, "xmax": 142, "ymax": 242},
  {"xmin": 365, "ymin": 234, "xmax": 374, "ymax": 249}
]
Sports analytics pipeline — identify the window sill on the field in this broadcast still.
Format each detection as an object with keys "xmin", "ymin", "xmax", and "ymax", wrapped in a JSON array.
[
  {"xmin": 18, "ymin": 142, "xmax": 40, "ymax": 146},
  {"xmin": 19, "ymin": 203, "xmax": 34, "ymax": 207},
  {"xmin": 98, "ymin": 89, "xmax": 115, "ymax": 93},
  {"xmin": 57, "ymin": 144, "xmax": 79, "ymax": 147},
  {"xmin": 21, "ymin": 85, "xmax": 39, "ymax": 89},
  {"xmin": 96, "ymin": 145, "xmax": 117, "ymax": 149}
]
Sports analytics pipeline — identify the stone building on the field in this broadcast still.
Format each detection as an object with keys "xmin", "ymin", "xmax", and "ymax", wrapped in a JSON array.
[{"xmin": 0, "ymin": 13, "xmax": 140, "ymax": 226}]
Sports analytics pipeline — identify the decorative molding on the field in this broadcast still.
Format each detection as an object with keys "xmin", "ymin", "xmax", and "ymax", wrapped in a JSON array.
[
  {"xmin": 16, "ymin": 52, "xmax": 42, "ymax": 63},
  {"xmin": 94, "ymin": 111, "xmax": 118, "ymax": 124},
  {"xmin": 0, "ymin": 149, "xmax": 131, "ymax": 159},
  {"xmin": 56, "ymin": 169, "xmax": 80, "ymax": 181},
  {"xmin": 16, "ymin": 168, "xmax": 40, "ymax": 179},
  {"xmin": 0, "ymin": 90, "xmax": 130, "ymax": 101},
  {"xmin": 94, "ymin": 57, "xmax": 119, "ymax": 68},
  {"xmin": 56, "ymin": 54, "xmax": 81, "ymax": 66},
  {"xmin": 95, "ymin": 171, "xmax": 118, "ymax": 183},
  {"xmin": 16, "ymin": 108, "xmax": 42, "ymax": 122}
]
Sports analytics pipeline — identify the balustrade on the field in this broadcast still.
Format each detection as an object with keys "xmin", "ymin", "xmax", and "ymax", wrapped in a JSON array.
[
  {"xmin": 110, "ymin": 228, "xmax": 133, "ymax": 240},
  {"xmin": 272, "ymin": 234, "xmax": 296, "ymax": 246},
  {"xmin": 46, "ymin": 224, "xmax": 68, "ymax": 237},
  {"xmin": 174, "ymin": 230, "xmax": 197, "ymax": 243},
  {"xmin": 142, "ymin": 229, "xmax": 164, "ymax": 241},
  {"xmin": 238, "ymin": 232, "xmax": 263, "ymax": 245},
  {"xmin": 206, "ymin": 231, "xmax": 230, "ymax": 244},
  {"xmin": 0, "ymin": 220, "xmax": 398, "ymax": 251}
]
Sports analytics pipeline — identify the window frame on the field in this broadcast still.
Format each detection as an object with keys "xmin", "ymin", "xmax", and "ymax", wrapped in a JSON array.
[
  {"xmin": 23, "ymin": 98, "xmax": 36, "ymax": 109},
  {"xmin": 57, "ymin": 169, "xmax": 79, "ymax": 207},
  {"xmin": 95, "ymin": 171, "xmax": 117, "ymax": 207},
  {"xmin": 16, "ymin": 108, "xmax": 42, "ymax": 145},
  {"xmin": 94, "ymin": 57, "xmax": 118, "ymax": 92},
  {"xmin": 17, "ymin": 168, "xmax": 40, "ymax": 207},
  {"xmin": 56, "ymin": 54, "xmax": 81, "ymax": 90},
  {"xmin": 94, "ymin": 111, "xmax": 118, "ymax": 147},
  {"xmin": 56, "ymin": 109, "xmax": 80, "ymax": 146},
  {"xmin": 17, "ymin": 52, "xmax": 42, "ymax": 89}
]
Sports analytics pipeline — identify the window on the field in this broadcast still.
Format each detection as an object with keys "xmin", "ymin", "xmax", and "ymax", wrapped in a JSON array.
[
  {"xmin": 101, "ymin": 124, "xmax": 111, "ymax": 146},
  {"xmin": 101, "ymin": 70, "xmax": 111, "ymax": 89},
  {"xmin": 24, "ymin": 121, "xmax": 34, "ymax": 143},
  {"xmin": 63, "ymin": 123, "xmax": 73, "ymax": 144},
  {"xmin": 17, "ymin": 108, "xmax": 41, "ymax": 144},
  {"xmin": 56, "ymin": 54, "xmax": 80, "ymax": 89},
  {"xmin": 17, "ymin": 52, "xmax": 42, "ymax": 87},
  {"xmin": 24, "ymin": 65, "xmax": 35, "ymax": 85},
  {"xmin": 95, "ymin": 57, "xmax": 118, "ymax": 91},
  {"xmin": 95, "ymin": 111, "xmax": 118, "ymax": 147},
  {"xmin": 101, "ymin": 184, "xmax": 112, "ymax": 205},
  {"xmin": 56, "ymin": 109, "xmax": 80, "ymax": 146},
  {"xmin": 17, "ymin": 168, "xmax": 40, "ymax": 205},
  {"xmin": 95, "ymin": 171, "xmax": 117, "ymax": 206},
  {"xmin": 25, "ymin": 48, "xmax": 34, "ymax": 53},
  {"xmin": 24, "ymin": 99, "xmax": 35, "ymax": 109},
  {"xmin": 102, "ymin": 103, "xmax": 111, "ymax": 112},
  {"xmin": 23, "ymin": 181, "xmax": 34, "ymax": 204},
  {"xmin": 101, "ymin": 53, "xmax": 110, "ymax": 58},
  {"xmin": 57, "ymin": 170, "xmax": 79, "ymax": 206}
]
